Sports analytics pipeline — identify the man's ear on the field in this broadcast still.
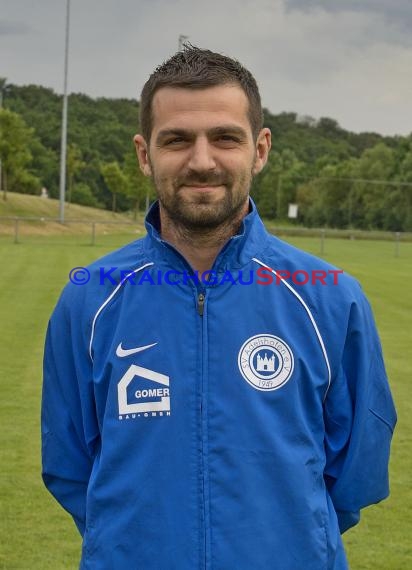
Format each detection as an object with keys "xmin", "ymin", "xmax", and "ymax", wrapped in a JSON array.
[
  {"xmin": 134, "ymin": 134, "xmax": 152, "ymax": 176},
  {"xmin": 252, "ymin": 128, "xmax": 271, "ymax": 176}
]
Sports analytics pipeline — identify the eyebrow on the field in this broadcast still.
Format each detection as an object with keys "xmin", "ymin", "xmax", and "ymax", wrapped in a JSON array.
[{"xmin": 155, "ymin": 124, "xmax": 249, "ymax": 143}]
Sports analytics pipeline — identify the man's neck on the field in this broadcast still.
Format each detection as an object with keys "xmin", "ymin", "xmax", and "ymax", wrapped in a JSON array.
[{"xmin": 159, "ymin": 204, "xmax": 248, "ymax": 274}]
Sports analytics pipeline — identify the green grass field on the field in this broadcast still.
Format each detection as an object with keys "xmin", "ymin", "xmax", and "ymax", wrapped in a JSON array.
[{"xmin": 0, "ymin": 231, "xmax": 411, "ymax": 569}]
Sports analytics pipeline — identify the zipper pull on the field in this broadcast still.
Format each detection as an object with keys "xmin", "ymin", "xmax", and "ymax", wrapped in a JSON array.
[{"xmin": 197, "ymin": 293, "xmax": 205, "ymax": 316}]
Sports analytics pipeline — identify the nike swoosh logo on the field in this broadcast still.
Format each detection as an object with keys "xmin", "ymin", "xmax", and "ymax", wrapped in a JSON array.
[{"xmin": 116, "ymin": 342, "xmax": 157, "ymax": 358}]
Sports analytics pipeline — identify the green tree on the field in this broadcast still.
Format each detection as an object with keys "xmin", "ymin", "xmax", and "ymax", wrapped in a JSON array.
[
  {"xmin": 4, "ymin": 82, "xmax": 412, "ymax": 227},
  {"xmin": 252, "ymin": 149, "xmax": 307, "ymax": 220},
  {"xmin": 67, "ymin": 143, "xmax": 86, "ymax": 205},
  {"xmin": 100, "ymin": 161, "xmax": 128, "ymax": 213},
  {"xmin": 123, "ymin": 149, "xmax": 156, "ymax": 219},
  {"xmin": 352, "ymin": 143, "xmax": 395, "ymax": 229},
  {"xmin": 296, "ymin": 158, "xmax": 357, "ymax": 228},
  {"xmin": 252, "ymin": 151, "xmax": 282, "ymax": 218},
  {"xmin": 399, "ymin": 141, "xmax": 412, "ymax": 184},
  {"xmin": 386, "ymin": 141, "xmax": 412, "ymax": 231},
  {"xmin": 0, "ymin": 108, "xmax": 39, "ymax": 200},
  {"xmin": 71, "ymin": 182, "xmax": 101, "ymax": 208}
]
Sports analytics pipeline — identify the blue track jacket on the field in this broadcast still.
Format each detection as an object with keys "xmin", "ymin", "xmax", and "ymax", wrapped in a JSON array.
[{"xmin": 42, "ymin": 201, "xmax": 396, "ymax": 569}]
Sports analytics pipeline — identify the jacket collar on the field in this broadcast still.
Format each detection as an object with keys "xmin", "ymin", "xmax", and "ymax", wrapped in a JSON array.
[{"xmin": 143, "ymin": 198, "xmax": 269, "ymax": 272}]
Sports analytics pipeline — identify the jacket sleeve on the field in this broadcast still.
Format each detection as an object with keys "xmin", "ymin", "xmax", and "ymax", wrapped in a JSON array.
[
  {"xmin": 41, "ymin": 287, "xmax": 99, "ymax": 536},
  {"xmin": 323, "ymin": 292, "xmax": 397, "ymax": 534}
]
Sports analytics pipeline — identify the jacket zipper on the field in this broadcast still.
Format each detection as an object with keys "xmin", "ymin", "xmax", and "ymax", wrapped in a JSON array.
[
  {"xmin": 197, "ymin": 293, "xmax": 205, "ymax": 316},
  {"xmin": 197, "ymin": 290, "xmax": 208, "ymax": 569}
]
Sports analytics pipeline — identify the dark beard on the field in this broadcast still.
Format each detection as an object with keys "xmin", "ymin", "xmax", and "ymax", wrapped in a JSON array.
[
  {"xmin": 160, "ymin": 189, "xmax": 246, "ymax": 231},
  {"xmin": 155, "ymin": 170, "xmax": 252, "ymax": 232}
]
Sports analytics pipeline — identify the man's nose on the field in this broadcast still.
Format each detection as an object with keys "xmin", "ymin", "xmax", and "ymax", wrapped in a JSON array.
[{"xmin": 187, "ymin": 137, "xmax": 217, "ymax": 172}]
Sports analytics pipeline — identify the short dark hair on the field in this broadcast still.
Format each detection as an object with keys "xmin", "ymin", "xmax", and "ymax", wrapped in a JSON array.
[{"xmin": 140, "ymin": 44, "xmax": 264, "ymax": 142}]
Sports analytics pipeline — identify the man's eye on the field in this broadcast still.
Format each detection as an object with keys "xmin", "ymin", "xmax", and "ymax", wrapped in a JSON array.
[
  {"xmin": 165, "ymin": 138, "xmax": 185, "ymax": 145},
  {"xmin": 218, "ymin": 135, "xmax": 240, "ymax": 143}
]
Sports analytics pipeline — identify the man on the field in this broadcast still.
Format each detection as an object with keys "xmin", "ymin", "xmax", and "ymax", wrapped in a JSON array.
[{"xmin": 42, "ymin": 46, "xmax": 396, "ymax": 569}]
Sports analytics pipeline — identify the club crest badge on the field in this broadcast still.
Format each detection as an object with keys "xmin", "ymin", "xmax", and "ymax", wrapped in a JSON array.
[{"xmin": 238, "ymin": 334, "xmax": 294, "ymax": 391}]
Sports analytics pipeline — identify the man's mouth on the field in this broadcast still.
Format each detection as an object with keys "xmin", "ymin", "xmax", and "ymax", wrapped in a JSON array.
[
  {"xmin": 179, "ymin": 184, "xmax": 226, "ymax": 196},
  {"xmin": 182, "ymin": 184, "xmax": 224, "ymax": 188},
  {"xmin": 180, "ymin": 179, "xmax": 227, "ymax": 188}
]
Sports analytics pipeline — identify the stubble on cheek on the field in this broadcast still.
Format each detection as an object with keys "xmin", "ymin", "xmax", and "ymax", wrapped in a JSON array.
[{"xmin": 149, "ymin": 152, "xmax": 255, "ymax": 228}]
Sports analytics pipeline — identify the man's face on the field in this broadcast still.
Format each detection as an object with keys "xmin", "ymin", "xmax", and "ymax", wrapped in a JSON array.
[{"xmin": 135, "ymin": 84, "xmax": 270, "ymax": 230}]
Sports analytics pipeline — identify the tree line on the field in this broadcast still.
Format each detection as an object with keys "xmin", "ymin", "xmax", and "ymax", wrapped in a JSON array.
[{"xmin": 0, "ymin": 81, "xmax": 411, "ymax": 231}]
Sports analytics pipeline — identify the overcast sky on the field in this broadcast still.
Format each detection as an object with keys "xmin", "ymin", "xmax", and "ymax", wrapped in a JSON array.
[{"xmin": 1, "ymin": 0, "xmax": 411, "ymax": 136}]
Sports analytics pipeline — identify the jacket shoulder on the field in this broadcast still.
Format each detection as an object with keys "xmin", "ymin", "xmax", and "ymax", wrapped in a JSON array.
[{"xmin": 257, "ymin": 233, "xmax": 363, "ymax": 301}]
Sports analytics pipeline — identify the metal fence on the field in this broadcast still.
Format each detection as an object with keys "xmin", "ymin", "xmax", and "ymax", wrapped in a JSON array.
[
  {"xmin": 0, "ymin": 216, "xmax": 411, "ymax": 258},
  {"xmin": 0, "ymin": 216, "xmax": 143, "ymax": 245}
]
